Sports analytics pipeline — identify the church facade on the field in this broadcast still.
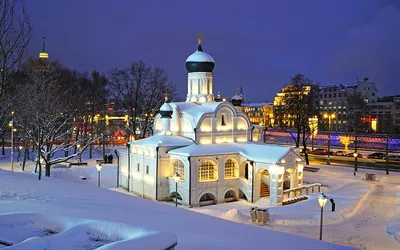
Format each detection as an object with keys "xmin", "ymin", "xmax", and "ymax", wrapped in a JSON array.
[{"xmin": 118, "ymin": 40, "xmax": 305, "ymax": 207}]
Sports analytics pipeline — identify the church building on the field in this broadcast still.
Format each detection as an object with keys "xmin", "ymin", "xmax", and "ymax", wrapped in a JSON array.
[{"xmin": 118, "ymin": 39, "xmax": 305, "ymax": 207}]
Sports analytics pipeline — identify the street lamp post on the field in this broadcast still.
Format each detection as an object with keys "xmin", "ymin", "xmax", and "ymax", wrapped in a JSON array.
[
  {"xmin": 317, "ymin": 193, "xmax": 328, "ymax": 240},
  {"xmin": 9, "ymin": 111, "xmax": 14, "ymax": 172},
  {"xmin": 77, "ymin": 144, "xmax": 82, "ymax": 163},
  {"xmin": 324, "ymin": 113, "xmax": 335, "ymax": 165},
  {"xmin": 96, "ymin": 163, "xmax": 103, "ymax": 187},
  {"xmin": 172, "ymin": 172, "xmax": 181, "ymax": 207},
  {"xmin": 353, "ymin": 152, "xmax": 358, "ymax": 176}
]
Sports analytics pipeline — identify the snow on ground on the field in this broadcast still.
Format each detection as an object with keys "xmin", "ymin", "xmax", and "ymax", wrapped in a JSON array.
[
  {"xmin": 0, "ymin": 146, "xmax": 352, "ymax": 250},
  {"xmin": 189, "ymin": 164, "xmax": 400, "ymax": 250},
  {"xmin": 0, "ymin": 213, "xmax": 176, "ymax": 250}
]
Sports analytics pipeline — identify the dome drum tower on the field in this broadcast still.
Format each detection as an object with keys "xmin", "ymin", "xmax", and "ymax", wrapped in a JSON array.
[{"xmin": 185, "ymin": 39, "xmax": 215, "ymax": 104}]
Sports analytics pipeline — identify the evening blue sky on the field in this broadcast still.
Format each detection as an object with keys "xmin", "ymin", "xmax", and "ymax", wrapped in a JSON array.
[{"xmin": 26, "ymin": 0, "xmax": 400, "ymax": 102}]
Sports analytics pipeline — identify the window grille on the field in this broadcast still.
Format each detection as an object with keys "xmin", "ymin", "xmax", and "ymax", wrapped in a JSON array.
[
  {"xmin": 224, "ymin": 159, "xmax": 237, "ymax": 178},
  {"xmin": 199, "ymin": 161, "xmax": 216, "ymax": 181},
  {"xmin": 173, "ymin": 160, "xmax": 185, "ymax": 180}
]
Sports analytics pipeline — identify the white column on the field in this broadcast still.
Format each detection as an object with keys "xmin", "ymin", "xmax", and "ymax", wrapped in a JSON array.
[{"xmin": 161, "ymin": 117, "xmax": 172, "ymax": 136}]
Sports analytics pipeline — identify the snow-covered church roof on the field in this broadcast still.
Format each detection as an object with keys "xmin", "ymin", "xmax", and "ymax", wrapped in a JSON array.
[
  {"xmin": 168, "ymin": 143, "xmax": 296, "ymax": 164},
  {"xmin": 170, "ymin": 101, "xmax": 222, "ymax": 126},
  {"xmin": 129, "ymin": 134, "xmax": 194, "ymax": 147}
]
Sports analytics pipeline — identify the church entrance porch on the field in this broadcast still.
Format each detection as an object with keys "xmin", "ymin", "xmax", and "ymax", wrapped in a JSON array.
[{"xmin": 260, "ymin": 170, "xmax": 270, "ymax": 198}]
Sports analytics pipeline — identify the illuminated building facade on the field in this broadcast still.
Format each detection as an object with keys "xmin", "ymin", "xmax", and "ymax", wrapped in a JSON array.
[
  {"xmin": 119, "ymin": 39, "xmax": 305, "ymax": 207},
  {"xmin": 272, "ymin": 84, "xmax": 318, "ymax": 128},
  {"xmin": 317, "ymin": 78, "xmax": 379, "ymax": 132}
]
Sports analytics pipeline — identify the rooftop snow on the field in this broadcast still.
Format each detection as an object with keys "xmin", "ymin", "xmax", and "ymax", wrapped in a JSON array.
[
  {"xmin": 168, "ymin": 142, "xmax": 294, "ymax": 163},
  {"xmin": 129, "ymin": 134, "xmax": 194, "ymax": 147},
  {"xmin": 186, "ymin": 50, "xmax": 215, "ymax": 63},
  {"xmin": 170, "ymin": 101, "xmax": 222, "ymax": 126}
]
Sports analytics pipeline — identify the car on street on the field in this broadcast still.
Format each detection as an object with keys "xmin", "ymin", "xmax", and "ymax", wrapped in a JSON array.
[
  {"xmin": 367, "ymin": 152, "xmax": 387, "ymax": 159},
  {"xmin": 344, "ymin": 152, "xmax": 364, "ymax": 158},
  {"xmin": 335, "ymin": 150, "xmax": 346, "ymax": 156}
]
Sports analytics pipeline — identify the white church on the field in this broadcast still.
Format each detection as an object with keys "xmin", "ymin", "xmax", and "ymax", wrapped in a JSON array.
[{"xmin": 118, "ymin": 39, "xmax": 306, "ymax": 207}]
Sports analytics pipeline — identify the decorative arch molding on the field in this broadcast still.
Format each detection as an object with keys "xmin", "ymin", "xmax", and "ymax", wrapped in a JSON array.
[
  {"xmin": 198, "ymin": 190, "xmax": 218, "ymax": 202},
  {"xmin": 212, "ymin": 103, "xmax": 238, "ymax": 118},
  {"xmin": 198, "ymin": 156, "xmax": 218, "ymax": 166},
  {"xmin": 153, "ymin": 113, "xmax": 162, "ymax": 132},
  {"xmin": 223, "ymin": 186, "xmax": 237, "ymax": 195},
  {"xmin": 237, "ymin": 113, "xmax": 251, "ymax": 129},
  {"xmin": 224, "ymin": 155, "xmax": 240, "ymax": 164},
  {"xmin": 180, "ymin": 113, "xmax": 196, "ymax": 131}
]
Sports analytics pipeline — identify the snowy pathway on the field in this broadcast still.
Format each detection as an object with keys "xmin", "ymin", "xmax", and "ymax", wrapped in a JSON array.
[{"xmin": 269, "ymin": 168, "xmax": 400, "ymax": 250}]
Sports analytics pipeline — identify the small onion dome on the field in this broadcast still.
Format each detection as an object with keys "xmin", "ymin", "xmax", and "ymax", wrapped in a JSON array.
[
  {"xmin": 231, "ymin": 94, "xmax": 243, "ymax": 106},
  {"xmin": 185, "ymin": 39, "xmax": 215, "ymax": 73},
  {"xmin": 160, "ymin": 96, "xmax": 173, "ymax": 118}
]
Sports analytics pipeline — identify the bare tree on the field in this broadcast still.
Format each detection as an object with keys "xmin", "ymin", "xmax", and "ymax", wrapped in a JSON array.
[
  {"xmin": 280, "ymin": 74, "xmax": 319, "ymax": 164},
  {"xmin": 108, "ymin": 60, "xmax": 176, "ymax": 139},
  {"xmin": 0, "ymin": 0, "xmax": 31, "ymax": 95},
  {"xmin": 346, "ymin": 94, "xmax": 365, "ymax": 133},
  {"xmin": 0, "ymin": 0, "xmax": 31, "ymax": 154},
  {"xmin": 15, "ymin": 58, "xmax": 97, "ymax": 178}
]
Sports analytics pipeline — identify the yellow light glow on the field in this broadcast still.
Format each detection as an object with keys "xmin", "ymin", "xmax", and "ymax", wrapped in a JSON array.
[
  {"xmin": 281, "ymin": 159, "xmax": 286, "ymax": 163},
  {"xmin": 371, "ymin": 120, "xmax": 377, "ymax": 132},
  {"xmin": 236, "ymin": 137, "xmax": 247, "ymax": 142},
  {"xmin": 324, "ymin": 114, "xmax": 328, "ymax": 119},
  {"xmin": 39, "ymin": 52, "xmax": 48, "ymax": 59},
  {"xmin": 201, "ymin": 126, "xmax": 212, "ymax": 132},
  {"xmin": 200, "ymin": 139, "xmax": 212, "ymax": 144},
  {"xmin": 297, "ymin": 163, "xmax": 304, "ymax": 172}
]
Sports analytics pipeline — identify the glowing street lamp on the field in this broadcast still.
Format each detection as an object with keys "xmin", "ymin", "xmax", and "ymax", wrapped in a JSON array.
[
  {"xmin": 77, "ymin": 144, "xmax": 82, "ymax": 163},
  {"xmin": 353, "ymin": 152, "xmax": 358, "ymax": 175},
  {"xmin": 324, "ymin": 113, "xmax": 335, "ymax": 165},
  {"xmin": 317, "ymin": 193, "xmax": 328, "ymax": 240},
  {"xmin": 96, "ymin": 163, "xmax": 103, "ymax": 187},
  {"xmin": 173, "ymin": 172, "xmax": 181, "ymax": 207}
]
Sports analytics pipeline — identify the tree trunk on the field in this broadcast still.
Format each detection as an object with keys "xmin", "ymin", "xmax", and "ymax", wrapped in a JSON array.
[
  {"xmin": 65, "ymin": 140, "xmax": 69, "ymax": 157},
  {"xmin": 89, "ymin": 143, "xmax": 92, "ymax": 159},
  {"xmin": 1, "ymin": 132, "xmax": 4, "ymax": 156},
  {"xmin": 22, "ymin": 145, "xmax": 27, "ymax": 171},
  {"xmin": 45, "ymin": 162, "xmax": 51, "ymax": 177},
  {"xmin": 38, "ymin": 160, "xmax": 42, "ymax": 180}
]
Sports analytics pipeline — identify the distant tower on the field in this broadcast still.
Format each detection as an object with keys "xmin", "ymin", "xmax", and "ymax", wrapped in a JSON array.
[
  {"xmin": 185, "ymin": 37, "xmax": 215, "ymax": 103},
  {"xmin": 159, "ymin": 92, "xmax": 173, "ymax": 136},
  {"xmin": 39, "ymin": 37, "xmax": 49, "ymax": 59}
]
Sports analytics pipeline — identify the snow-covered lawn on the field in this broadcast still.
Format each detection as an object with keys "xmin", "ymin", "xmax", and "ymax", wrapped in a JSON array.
[
  {"xmin": 189, "ymin": 164, "xmax": 400, "ymax": 250},
  {"xmin": 0, "ymin": 147, "xmax": 353, "ymax": 249}
]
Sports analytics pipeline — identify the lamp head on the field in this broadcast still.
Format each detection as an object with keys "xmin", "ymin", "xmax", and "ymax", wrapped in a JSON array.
[
  {"xmin": 317, "ymin": 193, "xmax": 328, "ymax": 208},
  {"xmin": 353, "ymin": 152, "xmax": 358, "ymax": 158},
  {"xmin": 323, "ymin": 114, "xmax": 328, "ymax": 119},
  {"xmin": 173, "ymin": 172, "xmax": 181, "ymax": 183},
  {"xmin": 96, "ymin": 163, "xmax": 103, "ymax": 172}
]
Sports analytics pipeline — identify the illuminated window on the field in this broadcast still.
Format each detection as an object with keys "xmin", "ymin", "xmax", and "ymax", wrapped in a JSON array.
[
  {"xmin": 173, "ymin": 160, "xmax": 185, "ymax": 180},
  {"xmin": 224, "ymin": 159, "xmax": 237, "ymax": 178},
  {"xmin": 198, "ymin": 161, "xmax": 217, "ymax": 182}
]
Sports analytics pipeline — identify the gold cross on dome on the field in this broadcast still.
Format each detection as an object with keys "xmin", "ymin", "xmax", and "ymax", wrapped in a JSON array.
[{"xmin": 196, "ymin": 33, "xmax": 203, "ymax": 45}]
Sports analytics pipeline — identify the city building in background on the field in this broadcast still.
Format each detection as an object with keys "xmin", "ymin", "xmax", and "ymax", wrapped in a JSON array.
[
  {"xmin": 317, "ymin": 78, "xmax": 379, "ymax": 132},
  {"xmin": 229, "ymin": 88, "xmax": 273, "ymax": 126},
  {"xmin": 272, "ymin": 84, "xmax": 318, "ymax": 128}
]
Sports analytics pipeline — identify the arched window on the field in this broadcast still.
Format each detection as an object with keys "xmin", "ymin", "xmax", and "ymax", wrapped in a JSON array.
[
  {"xmin": 198, "ymin": 160, "xmax": 217, "ymax": 182},
  {"xmin": 137, "ymin": 163, "xmax": 140, "ymax": 172},
  {"xmin": 146, "ymin": 165, "xmax": 149, "ymax": 175},
  {"xmin": 224, "ymin": 159, "xmax": 237, "ymax": 178},
  {"xmin": 173, "ymin": 160, "xmax": 185, "ymax": 180}
]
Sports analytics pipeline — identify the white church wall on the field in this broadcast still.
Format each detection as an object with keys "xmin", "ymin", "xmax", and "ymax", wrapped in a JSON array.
[
  {"xmin": 119, "ymin": 151, "xmax": 129, "ymax": 190},
  {"xmin": 129, "ymin": 145, "xmax": 157, "ymax": 199}
]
